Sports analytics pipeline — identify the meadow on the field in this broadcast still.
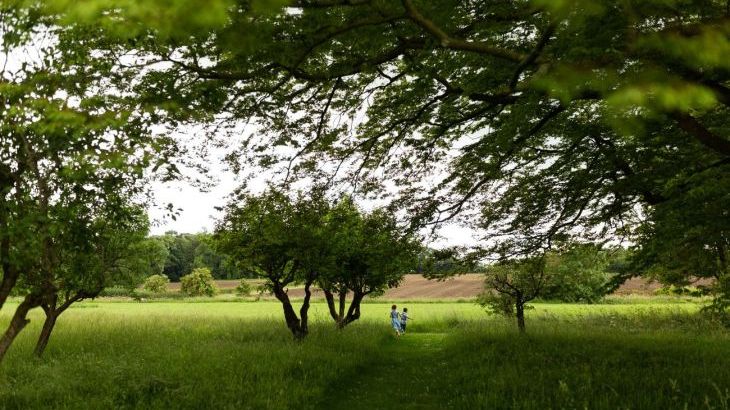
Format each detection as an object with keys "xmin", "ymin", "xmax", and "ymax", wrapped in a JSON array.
[{"xmin": 0, "ymin": 298, "xmax": 729, "ymax": 409}]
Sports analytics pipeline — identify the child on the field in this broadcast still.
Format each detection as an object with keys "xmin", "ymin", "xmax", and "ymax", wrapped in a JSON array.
[
  {"xmin": 400, "ymin": 307, "xmax": 410, "ymax": 334},
  {"xmin": 390, "ymin": 305, "xmax": 401, "ymax": 336}
]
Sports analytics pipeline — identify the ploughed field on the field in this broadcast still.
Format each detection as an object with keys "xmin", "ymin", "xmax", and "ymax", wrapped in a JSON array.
[
  {"xmin": 168, "ymin": 274, "xmax": 669, "ymax": 298},
  {"xmin": 1, "ymin": 298, "xmax": 729, "ymax": 409}
]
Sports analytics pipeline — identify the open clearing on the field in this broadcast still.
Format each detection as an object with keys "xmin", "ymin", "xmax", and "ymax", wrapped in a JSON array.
[{"xmin": 1, "ymin": 298, "xmax": 728, "ymax": 409}]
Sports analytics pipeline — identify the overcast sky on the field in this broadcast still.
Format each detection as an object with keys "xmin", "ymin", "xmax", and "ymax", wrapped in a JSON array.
[{"xmin": 147, "ymin": 159, "xmax": 477, "ymax": 248}]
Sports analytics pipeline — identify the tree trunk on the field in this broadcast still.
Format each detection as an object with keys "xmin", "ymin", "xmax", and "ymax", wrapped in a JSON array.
[
  {"xmin": 323, "ymin": 289, "xmax": 341, "ymax": 323},
  {"xmin": 0, "ymin": 293, "xmax": 42, "ymax": 364},
  {"xmin": 271, "ymin": 284, "xmax": 306, "ymax": 339},
  {"xmin": 718, "ymin": 242, "xmax": 728, "ymax": 276},
  {"xmin": 342, "ymin": 292, "xmax": 365, "ymax": 327},
  {"xmin": 34, "ymin": 290, "xmax": 96, "ymax": 358},
  {"xmin": 515, "ymin": 301, "xmax": 526, "ymax": 333},
  {"xmin": 33, "ymin": 310, "xmax": 58, "ymax": 357},
  {"xmin": 299, "ymin": 280, "xmax": 313, "ymax": 335},
  {"xmin": 0, "ymin": 270, "xmax": 18, "ymax": 310},
  {"xmin": 338, "ymin": 290, "xmax": 346, "ymax": 321}
]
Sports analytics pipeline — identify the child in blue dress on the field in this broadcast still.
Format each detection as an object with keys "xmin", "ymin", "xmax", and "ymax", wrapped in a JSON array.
[{"xmin": 390, "ymin": 305, "xmax": 401, "ymax": 336}]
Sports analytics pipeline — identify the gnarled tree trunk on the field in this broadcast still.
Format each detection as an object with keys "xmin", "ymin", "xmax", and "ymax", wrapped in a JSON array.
[
  {"xmin": 272, "ymin": 282, "xmax": 308, "ymax": 339},
  {"xmin": 33, "ymin": 309, "xmax": 58, "ymax": 357},
  {"xmin": 298, "ymin": 279, "xmax": 314, "ymax": 335},
  {"xmin": 342, "ymin": 291, "xmax": 365, "ymax": 326},
  {"xmin": 322, "ymin": 287, "xmax": 367, "ymax": 328},
  {"xmin": 0, "ymin": 293, "xmax": 42, "ymax": 364},
  {"xmin": 34, "ymin": 288, "xmax": 102, "ymax": 357},
  {"xmin": 0, "ymin": 215, "xmax": 19, "ymax": 311}
]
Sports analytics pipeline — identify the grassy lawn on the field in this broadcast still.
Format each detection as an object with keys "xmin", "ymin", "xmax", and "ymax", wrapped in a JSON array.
[{"xmin": 0, "ymin": 298, "xmax": 728, "ymax": 409}]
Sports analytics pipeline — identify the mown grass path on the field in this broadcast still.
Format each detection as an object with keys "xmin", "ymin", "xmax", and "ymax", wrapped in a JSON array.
[{"xmin": 323, "ymin": 332, "xmax": 449, "ymax": 409}]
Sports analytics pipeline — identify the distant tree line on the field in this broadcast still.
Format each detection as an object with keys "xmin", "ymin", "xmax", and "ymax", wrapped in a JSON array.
[{"xmin": 149, "ymin": 232, "xmax": 246, "ymax": 282}]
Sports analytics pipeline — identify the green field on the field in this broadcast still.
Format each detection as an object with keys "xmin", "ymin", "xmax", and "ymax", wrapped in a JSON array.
[{"xmin": 1, "ymin": 299, "xmax": 729, "ymax": 409}]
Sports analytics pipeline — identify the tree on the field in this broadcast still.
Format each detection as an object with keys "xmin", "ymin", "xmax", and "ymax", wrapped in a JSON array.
[
  {"xmin": 216, "ymin": 190, "xmax": 418, "ymax": 336},
  {"xmin": 630, "ymin": 173, "xmax": 729, "ymax": 311},
  {"xmin": 541, "ymin": 243, "xmax": 618, "ymax": 303},
  {"xmin": 0, "ymin": 4, "xmax": 176, "ymax": 364},
  {"xmin": 144, "ymin": 274, "xmax": 171, "ymax": 294},
  {"xmin": 68, "ymin": 0, "xmax": 727, "ymax": 299},
  {"xmin": 154, "ymin": 232, "xmax": 242, "ymax": 281},
  {"xmin": 215, "ymin": 190, "xmax": 322, "ymax": 338},
  {"xmin": 32, "ymin": 1, "xmax": 730, "ymax": 306},
  {"xmin": 32, "ymin": 204, "xmax": 152, "ymax": 357},
  {"xmin": 319, "ymin": 199, "xmax": 418, "ymax": 328},
  {"xmin": 420, "ymin": 247, "xmax": 480, "ymax": 279},
  {"xmin": 479, "ymin": 257, "xmax": 547, "ymax": 333}
]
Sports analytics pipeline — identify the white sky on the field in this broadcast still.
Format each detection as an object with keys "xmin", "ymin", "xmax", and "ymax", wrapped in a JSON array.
[
  {"xmin": 147, "ymin": 155, "xmax": 478, "ymax": 248},
  {"xmin": 148, "ymin": 172, "xmax": 479, "ymax": 247}
]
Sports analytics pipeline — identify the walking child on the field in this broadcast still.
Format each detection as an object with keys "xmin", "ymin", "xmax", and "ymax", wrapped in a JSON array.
[
  {"xmin": 390, "ymin": 305, "xmax": 401, "ymax": 336},
  {"xmin": 400, "ymin": 307, "xmax": 410, "ymax": 334}
]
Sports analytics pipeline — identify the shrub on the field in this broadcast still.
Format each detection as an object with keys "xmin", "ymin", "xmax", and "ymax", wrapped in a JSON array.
[
  {"xmin": 143, "ymin": 274, "xmax": 170, "ymax": 294},
  {"xmin": 236, "ymin": 279, "xmax": 252, "ymax": 297},
  {"xmin": 654, "ymin": 285, "xmax": 707, "ymax": 297},
  {"xmin": 477, "ymin": 291, "xmax": 514, "ymax": 316},
  {"xmin": 180, "ymin": 268, "xmax": 218, "ymax": 297}
]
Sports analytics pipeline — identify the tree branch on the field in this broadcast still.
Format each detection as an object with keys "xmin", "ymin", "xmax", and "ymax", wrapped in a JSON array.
[
  {"xmin": 672, "ymin": 112, "xmax": 730, "ymax": 156},
  {"xmin": 401, "ymin": 0, "xmax": 526, "ymax": 63}
]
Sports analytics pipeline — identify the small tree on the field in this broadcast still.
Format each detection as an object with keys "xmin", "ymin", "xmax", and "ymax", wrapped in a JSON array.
[
  {"xmin": 479, "ymin": 257, "xmax": 547, "ymax": 333},
  {"xmin": 318, "ymin": 200, "xmax": 419, "ymax": 328},
  {"xmin": 541, "ymin": 244, "xmax": 617, "ymax": 303},
  {"xmin": 144, "ymin": 275, "xmax": 171, "ymax": 294},
  {"xmin": 215, "ymin": 190, "xmax": 326, "ymax": 338},
  {"xmin": 32, "ymin": 204, "xmax": 153, "ymax": 357},
  {"xmin": 180, "ymin": 268, "xmax": 218, "ymax": 297}
]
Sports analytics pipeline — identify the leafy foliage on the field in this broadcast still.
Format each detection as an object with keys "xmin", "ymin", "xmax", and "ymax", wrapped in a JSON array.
[
  {"xmin": 154, "ymin": 232, "xmax": 242, "ymax": 281},
  {"xmin": 58, "ymin": 0, "xmax": 727, "ymax": 308},
  {"xmin": 479, "ymin": 257, "xmax": 547, "ymax": 332},
  {"xmin": 0, "ymin": 3, "xmax": 177, "ymax": 363},
  {"xmin": 180, "ymin": 268, "xmax": 218, "ymax": 297},
  {"xmin": 235, "ymin": 279, "xmax": 252, "ymax": 297},
  {"xmin": 317, "ymin": 197, "xmax": 419, "ymax": 327},
  {"xmin": 216, "ymin": 190, "xmax": 418, "ymax": 336},
  {"xmin": 144, "ymin": 274, "xmax": 171, "ymax": 294},
  {"xmin": 542, "ymin": 244, "xmax": 620, "ymax": 303}
]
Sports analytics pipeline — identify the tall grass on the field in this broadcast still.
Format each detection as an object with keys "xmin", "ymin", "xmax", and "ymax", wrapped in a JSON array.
[{"xmin": 0, "ymin": 300, "xmax": 728, "ymax": 409}]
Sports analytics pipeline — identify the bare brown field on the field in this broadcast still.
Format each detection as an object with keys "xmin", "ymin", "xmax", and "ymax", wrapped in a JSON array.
[{"xmin": 165, "ymin": 274, "xmax": 677, "ymax": 299}]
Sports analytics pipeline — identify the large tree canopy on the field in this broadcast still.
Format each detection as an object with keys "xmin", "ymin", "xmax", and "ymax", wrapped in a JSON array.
[
  {"xmin": 20, "ymin": 1, "xmax": 728, "ymax": 303},
  {"xmin": 62, "ymin": 0, "xmax": 728, "ymax": 259}
]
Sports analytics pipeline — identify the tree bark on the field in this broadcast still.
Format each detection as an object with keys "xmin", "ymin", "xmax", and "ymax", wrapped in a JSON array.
[
  {"xmin": 271, "ymin": 283, "xmax": 306, "ymax": 339},
  {"xmin": 323, "ymin": 289, "xmax": 341, "ymax": 323},
  {"xmin": 33, "ymin": 289, "xmax": 98, "ymax": 358},
  {"xmin": 299, "ymin": 280, "xmax": 313, "ymax": 335},
  {"xmin": 33, "ymin": 310, "xmax": 58, "ymax": 357},
  {"xmin": 342, "ymin": 291, "xmax": 365, "ymax": 327},
  {"xmin": 0, "ymin": 267, "xmax": 19, "ymax": 310},
  {"xmin": 673, "ymin": 113, "xmax": 730, "ymax": 157},
  {"xmin": 0, "ymin": 214, "xmax": 19, "ymax": 310},
  {"xmin": 717, "ymin": 242, "xmax": 728, "ymax": 276},
  {"xmin": 338, "ymin": 290, "xmax": 346, "ymax": 319},
  {"xmin": 515, "ymin": 301, "xmax": 526, "ymax": 333},
  {"xmin": 0, "ymin": 293, "xmax": 42, "ymax": 364}
]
